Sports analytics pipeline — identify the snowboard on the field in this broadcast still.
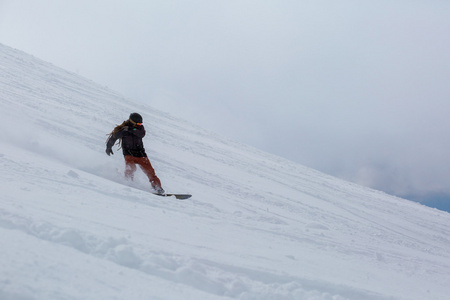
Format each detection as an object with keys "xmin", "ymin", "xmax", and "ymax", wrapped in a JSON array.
[{"xmin": 153, "ymin": 193, "xmax": 192, "ymax": 200}]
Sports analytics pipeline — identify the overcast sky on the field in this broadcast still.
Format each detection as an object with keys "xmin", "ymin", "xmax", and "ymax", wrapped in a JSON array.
[{"xmin": 1, "ymin": 0, "xmax": 450, "ymax": 203}]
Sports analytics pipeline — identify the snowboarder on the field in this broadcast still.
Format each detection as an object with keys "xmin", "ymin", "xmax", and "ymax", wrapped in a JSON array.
[{"xmin": 105, "ymin": 113, "xmax": 165, "ymax": 194}]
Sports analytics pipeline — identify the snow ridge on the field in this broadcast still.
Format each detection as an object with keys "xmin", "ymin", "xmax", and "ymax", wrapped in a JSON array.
[{"xmin": 1, "ymin": 43, "xmax": 450, "ymax": 300}]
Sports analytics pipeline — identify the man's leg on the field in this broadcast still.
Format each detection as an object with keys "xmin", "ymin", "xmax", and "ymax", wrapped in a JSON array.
[
  {"xmin": 137, "ymin": 157, "xmax": 163, "ymax": 191},
  {"xmin": 124, "ymin": 155, "xmax": 137, "ymax": 180}
]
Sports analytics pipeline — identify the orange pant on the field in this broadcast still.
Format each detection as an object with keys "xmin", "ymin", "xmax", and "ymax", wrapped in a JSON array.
[{"xmin": 124, "ymin": 155, "xmax": 162, "ymax": 189}]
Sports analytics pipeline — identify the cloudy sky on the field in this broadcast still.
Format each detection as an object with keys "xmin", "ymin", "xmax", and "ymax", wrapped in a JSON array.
[{"xmin": 1, "ymin": 0, "xmax": 450, "ymax": 206}]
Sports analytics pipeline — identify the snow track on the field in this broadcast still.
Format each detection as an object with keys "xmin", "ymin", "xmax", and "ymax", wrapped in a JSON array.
[{"xmin": 1, "ymin": 43, "xmax": 450, "ymax": 299}]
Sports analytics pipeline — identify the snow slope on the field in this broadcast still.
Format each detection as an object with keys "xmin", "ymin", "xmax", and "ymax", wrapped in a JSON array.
[{"xmin": 1, "ymin": 43, "xmax": 450, "ymax": 300}]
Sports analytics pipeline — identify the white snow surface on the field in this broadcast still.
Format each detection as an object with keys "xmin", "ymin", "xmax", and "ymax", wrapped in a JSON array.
[{"xmin": 1, "ymin": 43, "xmax": 450, "ymax": 300}]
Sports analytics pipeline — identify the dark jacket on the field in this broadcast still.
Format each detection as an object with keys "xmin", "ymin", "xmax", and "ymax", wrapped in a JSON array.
[{"xmin": 107, "ymin": 125, "xmax": 147, "ymax": 157}]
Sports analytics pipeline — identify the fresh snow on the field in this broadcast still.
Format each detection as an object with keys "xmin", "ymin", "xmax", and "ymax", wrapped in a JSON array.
[{"xmin": 1, "ymin": 43, "xmax": 450, "ymax": 300}]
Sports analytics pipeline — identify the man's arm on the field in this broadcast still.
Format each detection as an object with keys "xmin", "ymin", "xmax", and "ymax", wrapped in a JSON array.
[{"xmin": 128, "ymin": 125, "xmax": 146, "ymax": 138}]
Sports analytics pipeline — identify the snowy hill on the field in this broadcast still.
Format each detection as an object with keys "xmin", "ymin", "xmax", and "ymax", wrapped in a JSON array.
[{"xmin": 1, "ymin": 43, "xmax": 450, "ymax": 300}]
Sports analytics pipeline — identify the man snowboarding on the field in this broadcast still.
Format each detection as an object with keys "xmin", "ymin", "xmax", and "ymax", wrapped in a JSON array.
[{"xmin": 105, "ymin": 113, "xmax": 165, "ymax": 194}]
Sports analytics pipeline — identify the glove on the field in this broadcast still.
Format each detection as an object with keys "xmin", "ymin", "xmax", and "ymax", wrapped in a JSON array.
[{"xmin": 105, "ymin": 148, "xmax": 114, "ymax": 156}]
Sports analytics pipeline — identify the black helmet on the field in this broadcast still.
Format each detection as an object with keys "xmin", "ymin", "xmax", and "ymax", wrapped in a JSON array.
[{"xmin": 129, "ymin": 112, "xmax": 143, "ymax": 124}]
